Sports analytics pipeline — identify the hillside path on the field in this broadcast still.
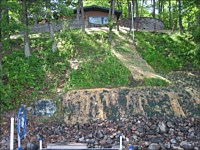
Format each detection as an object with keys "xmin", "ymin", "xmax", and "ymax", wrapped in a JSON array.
[
  {"xmin": 87, "ymin": 27, "xmax": 169, "ymax": 81},
  {"xmin": 111, "ymin": 27, "xmax": 169, "ymax": 81}
]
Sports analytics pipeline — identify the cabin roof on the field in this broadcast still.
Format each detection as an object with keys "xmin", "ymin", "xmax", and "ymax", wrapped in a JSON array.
[{"xmin": 74, "ymin": 5, "xmax": 122, "ymax": 19}]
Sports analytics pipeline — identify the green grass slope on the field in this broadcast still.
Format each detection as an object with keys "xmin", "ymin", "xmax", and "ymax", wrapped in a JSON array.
[
  {"xmin": 1, "ymin": 29, "xmax": 131, "ymax": 112},
  {"xmin": 135, "ymin": 31, "xmax": 200, "ymax": 74},
  {"xmin": 1, "ymin": 29, "xmax": 199, "ymax": 112}
]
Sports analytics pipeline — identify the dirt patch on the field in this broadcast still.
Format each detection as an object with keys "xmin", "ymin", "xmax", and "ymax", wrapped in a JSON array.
[{"xmin": 168, "ymin": 92, "xmax": 185, "ymax": 117}]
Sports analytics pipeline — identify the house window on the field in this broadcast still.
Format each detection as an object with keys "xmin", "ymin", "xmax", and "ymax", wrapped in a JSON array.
[{"xmin": 89, "ymin": 16, "xmax": 108, "ymax": 25}]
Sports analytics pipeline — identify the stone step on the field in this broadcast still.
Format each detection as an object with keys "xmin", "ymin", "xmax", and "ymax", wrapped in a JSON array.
[{"xmin": 42, "ymin": 143, "xmax": 120, "ymax": 150}]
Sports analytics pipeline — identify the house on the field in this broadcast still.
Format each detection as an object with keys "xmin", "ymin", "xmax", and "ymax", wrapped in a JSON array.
[
  {"xmin": 74, "ymin": 5, "xmax": 122, "ymax": 27},
  {"xmin": 29, "ymin": 5, "xmax": 122, "ymax": 33}
]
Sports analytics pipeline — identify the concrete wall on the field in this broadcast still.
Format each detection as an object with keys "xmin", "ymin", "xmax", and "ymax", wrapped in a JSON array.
[{"xmin": 118, "ymin": 17, "xmax": 165, "ymax": 30}]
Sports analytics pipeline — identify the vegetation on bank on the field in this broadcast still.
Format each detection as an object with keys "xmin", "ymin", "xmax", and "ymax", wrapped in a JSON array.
[
  {"xmin": 1, "ymin": 29, "xmax": 131, "ymax": 112},
  {"xmin": 135, "ymin": 31, "xmax": 200, "ymax": 74},
  {"xmin": 1, "ymin": 28, "xmax": 200, "ymax": 112}
]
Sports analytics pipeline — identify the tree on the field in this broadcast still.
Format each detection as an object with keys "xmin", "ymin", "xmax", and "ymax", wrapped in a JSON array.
[
  {"xmin": 168, "ymin": 0, "xmax": 172, "ymax": 29},
  {"xmin": 152, "ymin": 0, "xmax": 156, "ymax": 18},
  {"xmin": 158, "ymin": 0, "xmax": 165, "ymax": 15},
  {"xmin": 76, "ymin": 0, "xmax": 85, "ymax": 33},
  {"xmin": 76, "ymin": 0, "xmax": 80, "ymax": 20},
  {"xmin": 108, "ymin": 0, "xmax": 115, "ymax": 42},
  {"xmin": 112, "ymin": 0, "xmax": 116, "ymax": 19},
  {"xmin": 172, "ymin": 0, "xmax": 178, "ymax": 31},
  {"xmin": 127, "ymin": 0, "xmax": 131, "ymax": 32},
  {"xmin": 80, "ymin": 0, "xmax": 85, "ymax": 33},
  {"xmin": 0, "ymin": 0, "xmax": 2, "ymax": 84},
  {"xmin": 28, "ymin": 0, "xmax": 43, "ymax": 25},
  {"xmin": 22, "ymin": 0, "xmax": 31, "ymax": 57},
  {"xmin": 140, "ymin": 0, "xmax": 145, "ymax": 18},
  {"xmin": 4, "ymin": 0, "xmax": 10, "ymax": 41},
  {"xmin": 178, "ymin": 0, "xmax": 184, "ymax": 33},
  {"xmin": 135, "ymin": 0, "xmax": 139, "ymax": 31},
  {"xmin": 83, "ymin": 0, "xmax": 109, "ymax": 7},
  {"xmin": 45, "ymin": 0, "xmax": 57, "ymax": 52}
]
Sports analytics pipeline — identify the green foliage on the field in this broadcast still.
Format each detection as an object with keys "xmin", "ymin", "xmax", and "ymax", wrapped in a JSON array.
[
  {"xmin": 62, "ymin": 30, "xmax": 131, "ymax": 88},
  {"xmin": 1, "ymin": 51, "xmax": 45, "ymax": 111},
  {"xmin": 135, "ymin": 31, "xmax": 200, "ymax": 74},
  {"xmin": 192, "ymin": 25, "xmax": 200, "ymax": 44},
  {"xmin": 1, "ymin": 29, "xmax": 132, "ymax": 112},
  {"xmin": 108, "ymin": 17, "xmax": 115, "ymax": 30},
  {"xmin": 143, "ymin": 78, "xmax": 169, "ymax": 86},
  {"xmin": 83, "ymin": 0, "xmax": 109, "ymax": 7},
  {"xmin": 70, "ymin": 55, "xmax": 130, "ymax": 88},
  {"xmin": 56, "ymin": 4, "xmax": 73, "ymax": 17}
]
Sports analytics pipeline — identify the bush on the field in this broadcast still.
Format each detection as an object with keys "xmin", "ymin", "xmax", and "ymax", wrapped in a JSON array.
[
  {"xmin": 143, "ymin": 78, "xmax": 169, "ymax": 86},
  {"xmin": 1, "ymin": 51, "xmax": 45, "ymax": 110}
]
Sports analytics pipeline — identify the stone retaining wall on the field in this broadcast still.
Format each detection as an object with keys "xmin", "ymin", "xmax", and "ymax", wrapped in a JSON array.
[
  {"xmin": 28, "ymin": 17, "xmax": 164, "ymax": 34},
  {"xmin": 29, "ymin": 20, "xmax": 83, "ymax": 33},
  {"xmin": 118, "ymin": 17, "xmax": 165, "ymax": 30}
]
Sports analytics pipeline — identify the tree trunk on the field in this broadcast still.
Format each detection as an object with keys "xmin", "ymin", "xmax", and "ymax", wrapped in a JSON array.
[
  {"xmin": 34, "ymin": 8, "xmax": 39, "ymax": 25},
  {"xmin": 129, "ymin": 1, "xmax": 134, "ymax": 32},
  {"xmin": 140, "ymin": 0, "xmax": 144, "ymax": 17},
  {"xmin": 197, "ymin": 1, "xmax": 200, "ymax": 26},
  {"xmin": 80, "ymin": 0, "xmax": 85, "ymax": 32},
  {"xmin": 162, "ymin": 1, "xmax": 164, "ymax": 13},
  {"xmin": 45, "ymin": 0, "xmax": 56, "ymax": 52},
  {"xmin": 46, "ymin": 2, "xmax": 57, "ymax": 52},
  {"xmin": 158, "ymin": 0, "xmax": 161, "ymax": 15},
  {"xmin": 159, "ymin": 0, "xmax": 164, "ymax": 14},
  {"xmin": 112, "ymin": 0, "xmax": 115, "ymax": 19},
  {"xmin": 0, "ymin": 0, "xmax": 2, "ymax": 84},
  {"xmin": 76, "ymin": 0, "xmax": 80, "ymax": 20},
  {"xmin": 127, "ymin": 0, "xmax": 130, "ymax": 19},
  {"xmin": 5, "ymin": 7, "xmax": 10, "ymax": 40},
  {"xmin": 109, "ymin": 0, "xmax": 113, "ymax": 17},
  {"xmin": 152, "ymin": 0, "xmax": 156, "ymax": 18},
  {"xmin": 108, "ymin": 0, "xmax": 114, "ymax": 42},
  {"xmin": 178, "ymin": 0, "xmax": 184, "ymax": 34},
  {"xmin": 135, "ymin": 0, "xmax": 139, "ymax": 31},
  {"xmin": 168, "ymin": 0, "xmax": 172, "ymax": 29},
  {"xmin": 173, "ymin": 0, "xmax": 178, "ymax": 31},
  {"xmin": 127, "ymin": 0, "xmax": 132, "ymax": 32},
  {"xmin": 49, "ymin": 23, "xmax": 56, "ymax": 52},
  {"xmin": 22, "ymin": 0, "xmax": 31, "ymax": 57}
]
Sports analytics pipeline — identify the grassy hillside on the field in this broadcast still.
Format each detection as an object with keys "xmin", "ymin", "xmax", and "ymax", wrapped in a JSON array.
[
  {"xmin": 1, "ymin": 28, "xmax": 200, "ymax": 112},
  {"xmin": 1, "ymin": 29, "xmax": 131, "ymax": 112},
  {"xmin": 135, "ymin": 31, "xmax": 200, "ymax": 74}
]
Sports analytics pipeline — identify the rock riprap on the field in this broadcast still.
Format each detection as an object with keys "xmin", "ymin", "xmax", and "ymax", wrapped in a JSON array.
[
  {"xmin": 0, "ymin": 71, "xmax": 199, "ymax": 149},
  {"xmin": 62, "ymin": 71, "xmax": 199, "ymax": 124},
  {"xmin": 1, "ymin": 115, "xmax": 199, "ymax": 150}
]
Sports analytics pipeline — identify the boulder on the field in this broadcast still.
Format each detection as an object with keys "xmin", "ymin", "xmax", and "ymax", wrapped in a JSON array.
[{"xmin": 33, "ymin": 99, "xmax": 57, "ymax": 117}]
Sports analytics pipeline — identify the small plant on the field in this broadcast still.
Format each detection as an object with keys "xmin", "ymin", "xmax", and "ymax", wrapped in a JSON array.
[{"xmin": 143, "ymin": 78, "xmax": 169, "ymax": 86}]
